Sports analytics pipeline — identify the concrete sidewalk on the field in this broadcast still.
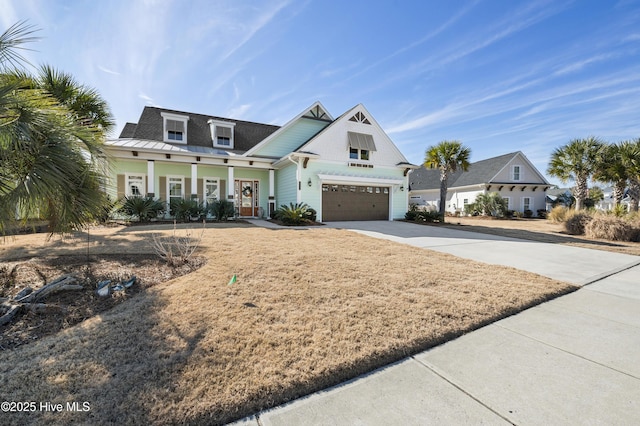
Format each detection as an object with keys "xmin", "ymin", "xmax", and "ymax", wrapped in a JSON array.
[{"xmin": 235, "ymin": 220, "xmax": 640, "ymax": 425}]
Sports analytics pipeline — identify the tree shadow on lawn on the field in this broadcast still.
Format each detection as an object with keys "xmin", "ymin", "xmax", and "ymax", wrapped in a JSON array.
[{"xmin": 0, "ymin": 288, "xmax": 209, "ymax": 425}]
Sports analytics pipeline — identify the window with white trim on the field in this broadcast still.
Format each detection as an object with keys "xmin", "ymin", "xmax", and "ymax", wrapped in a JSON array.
[
  {"xmin": 503, "ymin": 197, "xmax": 511, "ymax": 210},
  {"xmin": 523, "ymin": 197, "xmax": 532, "ymax": 211},
  {"xmin": 209, "ymin": 119, "xmax": 236, "ymax": 149},
  {"xmin": 204, "ymin": 178, "xmax": 219, "ymax": 206},
  {"xmin": 161, "ymin": 112, "xmax": 189, "ymax": 143},
  {"xmin": 512, "ymin": 165, "xmax": 522, "ymax": 181},
  {"xmin": 126, "ymin": 174, "xmax": 145, "ymax": 197},
  {"xmin": 349, "ymin": 148, "xmax": 370, "ymax": 160},
  {"xmin": 168, "ymin": 176, "xmax": 184, "ymax": 204}
]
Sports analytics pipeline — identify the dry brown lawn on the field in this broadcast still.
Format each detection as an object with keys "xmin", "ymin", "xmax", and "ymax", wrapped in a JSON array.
[
  {"xmin": 442, "ymin": 216, "xmax": 640, "ymax": 257},
  {"xmin": 0, "ymin": 223, "xmax": 575, "ymax": 425}
]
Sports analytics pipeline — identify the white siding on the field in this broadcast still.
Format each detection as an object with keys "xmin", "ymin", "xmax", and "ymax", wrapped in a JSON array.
[
  {"xmin": 300, "ymin": 105, "xmax": 409, "ymax": 167},
  {"xmin": 493, "ymin": 153, "xmax": 546, "ymax": 183}
]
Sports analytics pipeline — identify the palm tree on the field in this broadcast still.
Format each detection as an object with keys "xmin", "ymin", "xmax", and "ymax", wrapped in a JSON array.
[
  {"xmin": 424, "ymin": 140, "xmax": 471, "ymax": 221},
  {"xmin": 547, "ymin": 137, "xmax": 605, "ymax": 210},
  {"xmin": 594, "ymin": 143, "xmax": 628, "ymax": 207},
  {"xmin": 620, "ymin": 139, "xmax": 640, "ymax": 212},
  {"xmin": 0, "ymin": 21, "xmax": 114, "ymax": 234}
]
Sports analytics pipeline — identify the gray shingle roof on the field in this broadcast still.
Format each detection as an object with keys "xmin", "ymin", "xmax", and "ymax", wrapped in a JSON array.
[
  {"xmin": 120, "ymin": 122, "xmax": 137, "ymax": 138},
  {"xmin": 117, "ymin": 106, "xmax": 280, "ymax": 154}
]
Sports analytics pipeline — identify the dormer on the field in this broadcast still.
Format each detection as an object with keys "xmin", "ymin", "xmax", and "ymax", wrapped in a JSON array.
[
  {"xmin": 161, "ymin": 112, "xmax": 189, "ymax": 144},
  {"xmin": 208, "ymin": 119, "xmax": 236, "ymax": 149}
]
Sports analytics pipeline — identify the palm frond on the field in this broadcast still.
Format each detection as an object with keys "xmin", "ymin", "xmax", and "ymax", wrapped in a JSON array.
[{"xmin": 0, "ymin": 21, "xmax": 41, "ymax": 72}]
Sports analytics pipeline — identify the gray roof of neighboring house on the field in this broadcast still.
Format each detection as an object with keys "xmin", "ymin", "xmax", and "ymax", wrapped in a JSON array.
[
  {"xmin": 117, "ymin": 106, "xmax": 280, "ymax": 154},
  {"xmin": 409, "ymin": 152, "xmax": 546, "ymax": 190}
]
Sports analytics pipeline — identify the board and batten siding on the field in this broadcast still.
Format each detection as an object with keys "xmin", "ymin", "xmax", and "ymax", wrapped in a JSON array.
[
  {"xmin": 252, "ymin": 118, "xmax": 329, "ymax": 158},
  {"xmin": 276, "ymin": 163, "xmax": 297, "ymax": 208}
]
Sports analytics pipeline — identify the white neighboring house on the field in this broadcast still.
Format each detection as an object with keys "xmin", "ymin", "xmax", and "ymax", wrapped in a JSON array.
[{"xmin": 408, "ymin": 151, "xmax": 551, "ymax": 216}]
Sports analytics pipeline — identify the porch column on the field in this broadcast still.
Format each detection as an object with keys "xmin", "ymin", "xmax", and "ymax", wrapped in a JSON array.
[
  {"xmin": 191, "ymin": 163, "xmax": 198, "ymax": 200},
  {"xmin": 227, "ymin": 166, "xmax": 235, "ymax": 203},
  {"xmin": 296, "ymin": 158, "xmax": 302, "ymax": 203},
  {"xmin": 146, "ymin": 160, "xmax": 155, "ymax": 197},
  {"xmin": 268, "ymin": 169, "xmax": 276, "ymax": 218}
]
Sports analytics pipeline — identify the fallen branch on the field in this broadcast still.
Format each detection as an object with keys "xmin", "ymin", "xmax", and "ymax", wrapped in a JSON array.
[
  {"xmin": 0, "ymin": 304, "xmax": 21, "ymax": 326},
  {"xmin": 16, "ymin": 275, "xmax": 80, "ymax": 303},
  {"xmin": 0, "ymin": 274, "xmax": 82, "ymax": 326}
]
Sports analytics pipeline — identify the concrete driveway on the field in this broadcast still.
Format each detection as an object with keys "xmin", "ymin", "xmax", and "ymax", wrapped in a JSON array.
[{"xmin": 237, "ymin": 220, "xmax": 640, "ymax": 425}]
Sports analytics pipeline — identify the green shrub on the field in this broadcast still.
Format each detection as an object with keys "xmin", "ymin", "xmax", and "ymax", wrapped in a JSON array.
[
  {"xmin": 473, "ymin": 192, "xmax": 508, "ymax": 217},
  {"xmin": 611, "ymin": 204, "xmax": 628, "ymax": 217},
  {"xmin": 405, "ymin": 204, "xmax": 419, "ymax": 221},
  {"xmin": 564, "ymin": 212, "xmax": 592, "ymax": 235},
  {"xmin": 416, "ymin": 210, "xmax": 441, "ymax": 222},
  {"xmin": 170, "ymin": 198, "xmax": 205, "ymax": 222},
  {"xmin": 523, "ymin": 209, "xmax": 533, "ymax": 218},
  {"xmin": 208, "ymin": 200, "xmax": 235, "ymax": 221},
  {"xmin": 536, "ymin": 209, "xmax": 547, "ymax": 219},
  {"xmin": 275, "ymin": 202, "xmax": 316, "ymax": 225},
  {"xmin": 119, "ymin": 196, "xmax": 165, "ymax": 222},
  {"xmin": 464, "ymin": 203, "xmax": 481, "ymax": 216}
]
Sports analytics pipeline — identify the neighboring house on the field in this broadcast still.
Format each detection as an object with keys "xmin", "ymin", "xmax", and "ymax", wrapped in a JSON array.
[
  {"xmin": 105, "ymin": 102, "xmax": 416, "ymax": 221},
  {"xmin": 408, "ymin": 152, "xmax": 551, "ymax": 215},
  {"xmin": 545, "ymin": 187, "xmax": 573, "ymax": 211}
]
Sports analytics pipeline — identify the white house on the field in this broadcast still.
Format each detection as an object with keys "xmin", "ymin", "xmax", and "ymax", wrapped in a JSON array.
[
  {"xmin": 408, "ymin": 152, "xmax": 551, "ymax": 215},
  {"xmin": 105, "ymin": 102, "xmax": 417, "ymax": 221}
]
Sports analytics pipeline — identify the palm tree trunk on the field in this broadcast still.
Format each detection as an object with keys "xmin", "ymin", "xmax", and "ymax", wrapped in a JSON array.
[
  {"xmin": 628, "ymin": 177, "xmax": 640, "ymax": 212},
  {"xmin": 573, "ymin": 176, "xmax": 588, "ymax": 210},
  {"xmin": 439, "ymin": 170, "xmax": 448, "ymax": 221},
  {"xmin": 613, "ymin": 180, "xmax": 626, "ymax": 206}
]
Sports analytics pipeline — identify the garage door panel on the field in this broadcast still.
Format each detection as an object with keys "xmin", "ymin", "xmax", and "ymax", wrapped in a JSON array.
[{"xmin": 322, "ymin": 184, "xmax": 389, "ymax": 221}]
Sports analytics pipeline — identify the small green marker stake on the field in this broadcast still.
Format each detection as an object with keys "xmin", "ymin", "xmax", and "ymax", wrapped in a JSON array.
[{"xmin": 228, "ymin": 274, "xmax": 237, "ymax": 285}]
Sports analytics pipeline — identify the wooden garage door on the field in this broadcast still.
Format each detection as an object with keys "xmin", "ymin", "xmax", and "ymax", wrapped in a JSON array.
[{"xmin": 322, "ymin": 184, "xmax": 389, "ymax": 221}]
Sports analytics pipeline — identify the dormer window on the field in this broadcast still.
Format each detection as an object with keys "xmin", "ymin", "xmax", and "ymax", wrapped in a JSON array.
[
  {"xmin": 208, "ymin": 119, "xmax": 236, "ymax": 149},
  {"xmin": 161, "ymin": 112, "xmax": 189, "ymax": 144}
]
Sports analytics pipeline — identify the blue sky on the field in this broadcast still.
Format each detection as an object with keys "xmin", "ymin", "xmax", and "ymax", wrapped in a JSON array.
[{"xmin": 2, "ymin": 0, "xmax": 640, "ymax": 184}]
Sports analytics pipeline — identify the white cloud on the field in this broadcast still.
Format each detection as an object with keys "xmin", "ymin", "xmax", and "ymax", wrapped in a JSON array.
[
  {"xmin": 227, "ymin": 104, "xmax": 252, "ymax": 119},
  {"xmin": 98, "ymin": 65, "xmax": 120, "ymax": 76}
]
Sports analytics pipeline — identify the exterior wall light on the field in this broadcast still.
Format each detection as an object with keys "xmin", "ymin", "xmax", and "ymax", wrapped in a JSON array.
[{"xmin": 307, "ymin": 178, "xmax": 312, "ymax": 187}]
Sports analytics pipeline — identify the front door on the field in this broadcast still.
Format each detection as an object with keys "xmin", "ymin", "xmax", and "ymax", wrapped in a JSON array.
[{"xmin": 238, "ymin": 180, "xmax": 257, "ymax": 217}]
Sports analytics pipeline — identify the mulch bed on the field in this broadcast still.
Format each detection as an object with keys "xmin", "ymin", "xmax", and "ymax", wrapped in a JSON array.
[{"xmin": 0, "ymin": 254, "xmax": 205, "ymax": 350}]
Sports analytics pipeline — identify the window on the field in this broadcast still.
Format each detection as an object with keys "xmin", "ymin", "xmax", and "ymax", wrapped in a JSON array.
[
  {"xmin": 168, "ymin": 177, "xmax": 184, "ymax": 204},
  {"xmin": 161, "ymin": 112, "xmax": 189, "ymax": 143},
  {"xmin": 209, "ymin": 119, "xmax": 236, "ymax": 149},
  {"xmin": 204, "ymin": 178, "xmax": 219, "ymax": 206},
  {"xmin": 167, "ymin": 120, "xmax": 183, "ymax": 141},
  {"xmin": 523, "ymin": 197, "xmax": 532, "ymax": 211},
  {"xmin": 349, "ymin": 148, "xmax": 369, "ymax": 160},
  {"xmin": 512, "ymin": 165, "xmax": 522, "ymax": 181},
  {"xmin": 126, "ymin": 175, "xmax": 145, "ymax": 197},
  {"xmin": 463, "ymin": 198, "xmax": 469, "ymax": 206},
  {"xmin": 503, "ymin": 197, "xmax": 511, "ymax": 210},
  {"xmin": 216, "ymin": 126, "xmax": 232, "ymax": 146}
]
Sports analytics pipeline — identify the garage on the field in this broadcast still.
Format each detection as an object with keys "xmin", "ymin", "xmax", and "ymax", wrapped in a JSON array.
[{"xmin": 322, "ymin": 184, "xmax": 389, "ymax": 221}]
